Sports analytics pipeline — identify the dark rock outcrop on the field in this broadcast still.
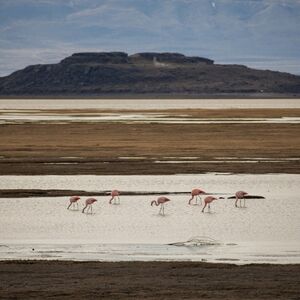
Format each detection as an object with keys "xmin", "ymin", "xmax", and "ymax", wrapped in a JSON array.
[
  {"xmin": 130, "ymin": 52, "xmax": 214, "ymax": 64},
  {"xmin": 60, "ymin": 52, "xmax": 129, "ymax": 64},
  {"xmin": 0, "ymin": 52, "xmax": 299, "ymax": 96}
]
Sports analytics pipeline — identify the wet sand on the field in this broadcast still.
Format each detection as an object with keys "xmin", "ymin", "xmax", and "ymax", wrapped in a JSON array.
[{"xmin": 1, "ymin": 261, "xmax": 300, "ymax": 299}]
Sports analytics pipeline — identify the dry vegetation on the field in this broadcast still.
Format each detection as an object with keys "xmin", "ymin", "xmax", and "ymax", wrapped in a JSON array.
[{"xmin": 0, "ymin": 109, "xmax": 299, "ymax": 174}]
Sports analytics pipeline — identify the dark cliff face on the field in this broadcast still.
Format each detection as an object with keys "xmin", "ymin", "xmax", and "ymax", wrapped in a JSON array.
[
  {"xmin": 0, "ymin": 52, "xmax": 299, "ymax": 95},
  {"xmin": 129, "ymin": 52, "xmax": 214, "ymax": 64},
  {"xmin": 60, "ymin": 52, "xmax": 129, "ymax": 64},
  {"xmin": 59, "ymin": 52, "xmax": 214, "ymax": 65}
]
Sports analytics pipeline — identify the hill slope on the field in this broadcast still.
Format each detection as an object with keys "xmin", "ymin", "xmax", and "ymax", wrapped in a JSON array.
[{"xmin": 0, "ymin": 52, "xmax": 300, "ymax": 96}]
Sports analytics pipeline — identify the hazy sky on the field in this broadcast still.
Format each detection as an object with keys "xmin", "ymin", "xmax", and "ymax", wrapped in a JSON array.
[{"xmin": 0, "ymin": 0, "xmax": 300, "ymax": 76}]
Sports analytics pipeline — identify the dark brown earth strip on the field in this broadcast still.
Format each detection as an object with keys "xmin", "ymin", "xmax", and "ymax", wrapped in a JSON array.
[
  {"xmin": 1, "ymin": 92, "xmax": 300, "ymax": 99},
  {"xmin": 0, "ymin": 189, "xmax": 265, "ymax": 198},
  {"xmin": 0, "ymin": 159, "xmax": 299, "ymax": 175},
  {"xmin": 0, "ymin": 189, "xmax": 264, "ymax": 199},
  {"xmin": 0, "ymin": 189, "xmax": 189, "ymax": 198},
  {"xmin": 0, "ymin": 261, "xmax": 299, "ymax": 300}
]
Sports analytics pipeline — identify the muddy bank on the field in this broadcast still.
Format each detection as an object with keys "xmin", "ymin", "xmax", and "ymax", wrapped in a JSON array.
[
  {"xmin": 0, "ymin": 261, "xmax": 299, "ymax": 299},
  {"xmin": 0, "ymin": 158, "xmax": 300, "ymax": 175},
  {"xmin": 0, "ymin": 189, "xmax": 266, "ymax": 198},
  {"xmin": 0, "ymin": 189, "xmax": 188, "ymax": 198}
]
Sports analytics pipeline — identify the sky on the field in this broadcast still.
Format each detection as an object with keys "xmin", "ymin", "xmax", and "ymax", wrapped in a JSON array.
[{"xmin": 0, "ymin": 0, "xmax": 300, "ymax": 76}]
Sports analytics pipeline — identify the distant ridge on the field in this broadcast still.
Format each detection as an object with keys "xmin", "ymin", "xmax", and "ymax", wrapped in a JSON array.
[{"xmin": 0, "ymin": 52, "xmax": 299, "ymax": 96}]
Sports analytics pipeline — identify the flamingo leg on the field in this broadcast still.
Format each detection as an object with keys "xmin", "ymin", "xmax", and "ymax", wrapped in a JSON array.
[
  {"xmin": 199, "ymin": 196, "xmax": 202, "ymax": 205},
  {"xmin": 67, "ymin": 202, "xmax": 72, "ymax": 210},
  {"xmin": 162, "ymin": 204, "xmax": 165, "ymax": 216},
  {"xmin": 202, "ymin": 203, "xmax": 207, "ymax": 213},
  {"xmin": 159, "ymin": 204, "xmax": 165, "ymax": 216},
  {"xmin": 235, "ymin": 197, "xmax": 238, "ymax": 207},
  {"xmin": 208, "ymin": 204, "xmax": 211, "ymax": 212},
  {"xmin": 118, "ymin": 196, "xmax": 120, "ymax": 204}
]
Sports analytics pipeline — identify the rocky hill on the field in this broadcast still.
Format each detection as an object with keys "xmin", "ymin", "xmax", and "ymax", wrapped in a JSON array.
[{"xmin": 0, "ymin": 52, "xmax": 299, "ymax": 96}]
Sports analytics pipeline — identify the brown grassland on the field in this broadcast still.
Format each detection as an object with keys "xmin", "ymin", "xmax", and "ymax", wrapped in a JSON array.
[{"xmin": 0, "ymin": 109, "xmax": 299, "ymax": 175}]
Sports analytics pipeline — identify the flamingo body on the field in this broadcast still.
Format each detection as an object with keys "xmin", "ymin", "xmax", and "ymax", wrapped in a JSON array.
[
  {"xmin": 67, "ymin": 195, "xmax": 80, "ymax": 210},
  {"xmin": 82, "ymin": 198, "xmax": 97, "ymax": 213},
  {"xmin": 109, "ymin": 189, "xmax": 120, "ymax": 204},
  {"xmin": 235, "ymin": 191, "xmax": 248, "ymax": 207},
  {"xmin": 151, "ymin": 196, "xmax": 170, "ymax": 215},
  {"xmin": 202, "ymin": 196, "xmax": 218, "ymax": 212},
  {"xmin": 189, "ymin": 188, "xmax": 206, "ymax": 205}
]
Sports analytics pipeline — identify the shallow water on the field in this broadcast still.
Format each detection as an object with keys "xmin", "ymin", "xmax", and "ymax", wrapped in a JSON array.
[
  {"xmin": 1, "ymin": 112, "xmax": 300, "ymax": 124},
  {"xmin": 1, "ymin": 242, "xmax": 299, "ymax": 264},
  {"xmin": 0, "ymin": 174, "xmax": 299, "ymax": 263}
]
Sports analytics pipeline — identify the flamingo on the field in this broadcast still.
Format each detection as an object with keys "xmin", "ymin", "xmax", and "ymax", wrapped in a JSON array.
[
  {"xmin": 189, "ymin": 188, "xmax": 206, "ymax": 205},
  {"xmin": 235, "ymin": 191, "xmax": 248, "ymax": 207},
  {"xmin": 202, "ymin": 196, "xmax": 224, "ymax": 213},
  {"xmin": 151, "ymin": 196, "xmax": 170, "ymax": 216},
  {"xmin": 82, "ymin": 198, "xmax": 97, "ymax": 214},
  {"xmin": 109, "ymin": 190, "xmax": 120, "ymax": 204},
  {"xmin": 67, "ymin": 196, "xmax": 80, "ymax": 210}
]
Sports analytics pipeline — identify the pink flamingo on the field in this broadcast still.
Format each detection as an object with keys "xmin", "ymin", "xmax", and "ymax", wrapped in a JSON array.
[
  {"xmin": 82, "ymin": 198, "xmax": 97, "ymax": 214},
  {"xmin": 189, "ymin": 188, "xmax": 206, "ymax": 205},
  {"xmin": 235, "ymin": 191, "xmax": 248, "ymax": 207},
  {"xmin": 109, "ymin": 190, "xmax": 120, "ymax": 204},
  {"xmin": 202, "ymin": 196, "xmax": 224, "ymax": 213},
  {"xmin": 151, "ymin": 196, "xmax": 170, "ymax": 216},
  {"xmin": 67, "ymin": 196, "xmax": 80, "ymax": 210}
]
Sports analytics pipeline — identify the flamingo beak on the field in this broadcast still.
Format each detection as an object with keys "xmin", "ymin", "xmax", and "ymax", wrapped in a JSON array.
[{"xmin": 219, "ymin": 197, "xmax": 225, "ymax": 199}]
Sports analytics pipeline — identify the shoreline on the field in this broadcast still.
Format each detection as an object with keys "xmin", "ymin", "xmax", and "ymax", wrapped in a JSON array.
[{"xmin": 1, "ymin": 93, "xmax": 300, "ymax": 99}]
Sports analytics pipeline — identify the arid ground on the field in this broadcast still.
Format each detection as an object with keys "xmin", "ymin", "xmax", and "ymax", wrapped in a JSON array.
[{"xmin": 0, "ymin": 108, "xmax": 300, "ymax": 175}]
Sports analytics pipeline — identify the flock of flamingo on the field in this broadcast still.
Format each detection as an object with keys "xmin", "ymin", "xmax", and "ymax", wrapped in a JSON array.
[{"xmin": 67, "ymin": 188, "xmax": 248, "ymax": 215}]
